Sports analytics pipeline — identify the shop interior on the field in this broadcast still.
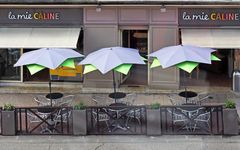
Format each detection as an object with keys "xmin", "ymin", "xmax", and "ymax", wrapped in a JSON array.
[
  {"xmin": 182, "ymin": 49, "xmax": 233, "ymax": 88},
  {"xmin": 120, "ymin": 30, "xmax": 148, "ymax": 86},
  {"xmin": 0, "ymin": 48, "xmax": 21, "ymax": 81}
]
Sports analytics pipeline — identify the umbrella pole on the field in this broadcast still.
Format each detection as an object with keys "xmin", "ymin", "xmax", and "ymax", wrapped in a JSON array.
[
  {"xmin": 49, "ymin": 80, "xmax": 52, "ymax": 107},
  {"xmin": 183, "ymin": 71, "xmax": 188, "ymax": 104},
  {"xmin": 112, "ymin": 70, "xmax": 117, "ymax": 103}
]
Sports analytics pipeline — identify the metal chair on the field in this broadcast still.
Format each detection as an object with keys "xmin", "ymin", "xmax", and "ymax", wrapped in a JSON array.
[
  {"xmin": 92, "ymin": 94, "xmax": 110, "ymax": 106},
  {"xmin": 120, "ymin": 93, "xmax": 137, "ymax": 106},
  {"xmin": 193, "ymin": 111, "xmax": 211, "ymax": 131},
  {"xmin": 27, "ymin": 111, "xmax": 53, "ymax": 133},
  {"xmin": 197, "ymin": 94, "xmax": 213, "ymax": 105},
  {"xmin": 125, "ymin": 107, "xmax": 144, "ymax": 127},
  {"xmin": 27, "ymin": 111, "xmax": 42, "ymax": 129},
  {"xmin": 177, "ymin": 107, "xmax": 205, "ymax": 118},
  {"xmin": 53, "ymin": 95, "xmax": 74, "ymax": 128},
  {"xmin": 92, "ymin": 108, "xmax": 111, "ymax": 132},
  {"xmin": 34, "ymin": 95, "xmax": 51, "ymax": 106},
  {"xmin": 53, "ymin": 108, "xmax": 72, "ymax": 128},
  {"xmin": 57, "ymin": 95, "xmax": 75, "ymax": 107},
  {"xmin": 167, "ymin": 108, "xmax": 189, "ymax": 130},
  {"xmin": 168, "ymin": 94, "xmax": 185, "ymax": 105}
]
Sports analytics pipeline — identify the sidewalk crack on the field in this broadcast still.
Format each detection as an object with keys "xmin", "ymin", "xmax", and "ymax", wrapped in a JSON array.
[{"xmin": 95, "ymin": 143, "xmax": 104, "ymax": 150}]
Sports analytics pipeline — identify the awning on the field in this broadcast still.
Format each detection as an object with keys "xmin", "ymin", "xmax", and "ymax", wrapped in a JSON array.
[
  {"xmin": 0, "ymin": 28, "xmax": 81, "ymax": 48},
  {"xmin": 181, "ymin": 29, "xmax": 240, "ymax": 48}
]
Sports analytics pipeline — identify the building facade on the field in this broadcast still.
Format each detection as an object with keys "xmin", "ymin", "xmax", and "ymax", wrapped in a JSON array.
[{"xmin": 0, "ymin": 0, "xmax": 239, "ymax": 90}]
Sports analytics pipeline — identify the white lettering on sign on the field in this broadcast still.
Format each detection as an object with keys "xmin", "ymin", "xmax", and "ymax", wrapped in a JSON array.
[
  {"xmin": 8, "ymin": 11, "xmax": 33, "ymax": 20},
  {"xmin": 182, "ymin": 11, "xmax": 240, "ymax": 21},
  {"xmin": 182, "ymin": 11, "xmax": 209, "ymax": 21},
  {"xmin": 8, "ymin": 11, "xmax": 60, "ymax": 20}
]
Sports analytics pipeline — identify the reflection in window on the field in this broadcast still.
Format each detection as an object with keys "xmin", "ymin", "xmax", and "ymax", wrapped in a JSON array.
[
  {"xmin": 0, "ymin": 49, "xmax": 21, "ymax": 81},
  {"xmin": 23, "ymin": 48, "xmax": 84, "ymax": 82}
]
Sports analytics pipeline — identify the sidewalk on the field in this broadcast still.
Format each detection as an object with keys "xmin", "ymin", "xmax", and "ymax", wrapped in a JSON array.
[
  {"xmin": 0, "ymin": 83, "xmax": 238, "ymax": 107},
  {"xmin": 0, "ymin": 135, "xmax": 239, "ymax": 150}
]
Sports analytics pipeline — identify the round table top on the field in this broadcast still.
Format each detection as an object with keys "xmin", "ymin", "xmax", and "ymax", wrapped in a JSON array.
[
  {"xmin": 46, "ymin": 92, "xmax": 63, "ymax": 99},
  {"xmin": 108, "ymin": 92, "xmax": 126, "ymax": 99},
  {"xmin": 109, "ymin": 103, "xmax": 127, "ymax": 110},
  {"xmin": 179, "ymin": 91, "xmax": 197, "ymax": 98},
  {"xmin": 37, "ymin": 107, "xmax": 56, "ymax": 113},
  {"xmin": 181, "ymin": 103, "xmax": 197, "ymax": 106},
  {"xmin": 109, "ymin": 103, "xmax": 127, "ymax": 107}
]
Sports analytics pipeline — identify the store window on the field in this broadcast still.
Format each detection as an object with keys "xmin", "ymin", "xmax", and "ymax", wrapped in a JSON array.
[
  {"xmin": 0, "ymin": 49, "xmax": 21, "ymax": 81},
  {"xmin": 23, "ymin": 31, "xmax": 84, "ymax": 82}
]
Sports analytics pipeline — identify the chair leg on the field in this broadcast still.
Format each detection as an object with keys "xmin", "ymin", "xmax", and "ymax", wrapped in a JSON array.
[
  {"xmin": 193, "ymin": 123, "xmax": 197, "ymax": 132},
  {"xmin": 193, "ymin": 121, "xmax": 210, "ymax": 132},
  {"xmin": 125, "ymin": 116, "xmax": 130, "ymax": 127},
  {"xmin": 105, "ymin": 121, "xmax": 111, "ymax": 132},
  {"xmin": 136, "ymin": 117, "xmax": 141, "ymax": 125}
]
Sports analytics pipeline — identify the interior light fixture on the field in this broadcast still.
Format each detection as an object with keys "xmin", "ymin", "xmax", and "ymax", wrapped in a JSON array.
[
  {"xmin": 96, "ymin": 4, "xmax": 102, "ymax": 12},
  {"xmin": 160, "ymin": 5, "xmax": 166, "ymax": 13}
]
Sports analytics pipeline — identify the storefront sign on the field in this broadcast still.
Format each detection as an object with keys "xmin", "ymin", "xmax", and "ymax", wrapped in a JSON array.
[
  {"xmin": 179, "ymin": 8, "xmax": 240, "ymax": 27},
  {"xmin": 0, "ymin": 8, "xmax": 83, "ymax": 27}
]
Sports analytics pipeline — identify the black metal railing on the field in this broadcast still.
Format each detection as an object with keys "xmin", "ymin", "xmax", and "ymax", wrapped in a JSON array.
[
  {"xmin": 86, "ymin": 105, "xmax": 147, "ymax": 135},
  {"xmin": 0, "ymin": 107, "xmax": 2, "ymax": 135},
  {"xmin": 15, "ymin": 106, "xmax": 73, "ymax": 135},
  {"xmin": 2, "ymin": 104, "xmax": 224, "ymax": 136},
  {"xmin": 160, "ymin": 105, "xmax": 223, "ymax": 135}
]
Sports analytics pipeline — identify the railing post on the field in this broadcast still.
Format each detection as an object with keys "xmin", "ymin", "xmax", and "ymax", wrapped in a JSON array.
[
  {"xmin": 72, "ymin": 108, "xmax": 87, "ymax": 135},
  {"xmin": 146, "ymin": 108, "xmax": 161, "ymax": 136}
]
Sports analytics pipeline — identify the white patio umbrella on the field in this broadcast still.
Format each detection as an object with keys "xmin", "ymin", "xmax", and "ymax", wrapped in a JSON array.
[
  {"xmin": 149, "ymin": 45, "xmax": 216, "ymax": 69},
  {"xmin": 14, "ymin": 48, "xmax": 84, "ymax": 69},
  {"xmin": 149, "ymin": 44, "xmax": 220, "ymax": 103},
  {"xmin": 79, "ymin": 46, "xmax": 145, "ymax": 102},
  {"xmin": 14, "ymin": 48, "xmax": 84, "ymax": 106}
]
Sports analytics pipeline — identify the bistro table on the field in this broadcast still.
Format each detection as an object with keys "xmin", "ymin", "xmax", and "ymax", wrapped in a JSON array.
[
  {"xmin": 46, "ymin": 92, "xmax": 63, "ymax": 106},
  {"xmin": 37, "ymin": 107, "xmax": 57, "ymax": 133},
  {"xmin": 179, "ymin": 91, "xmax": 198, "ymax": 104},
  {"xmin": 108, "ymin": 103, "xmax": 128, "ymax": 131},
  {"xmin": 108, "ymin": 92, "xmax": 126, "ymax": 103},
  {"xmin": 176, "ymin": 106, "xmax": 206, "ymax": 132},
  {"xmin": 46, "ymin": 92, "xmax": 63, "ymax": 99},
  {"xmin": 37, "ymin": 107, "xmax": 56, "ymax": 114}
]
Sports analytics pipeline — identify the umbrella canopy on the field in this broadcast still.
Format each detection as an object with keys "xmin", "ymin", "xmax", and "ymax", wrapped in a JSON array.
[
  {"xmin": 14, "ymin": 48, "xmax": 84, "ymax": 106},
  {"xmin": 79, "ymin": 47, "xmax": 145, "ymax": 74},
  {"xmin": 149, "ymin": 45, "xmax": 220, "ymax": 104},
  {"xmin": 148, "ymin": 45, "xmax": 216, "ymax": 69},
  {"xmin": 14, "ymin": 48, "xmax": 84, "ymax": 69},
  {"xmin": 79, "ymin": 46, "xmax": 145, "ymax": 103}
]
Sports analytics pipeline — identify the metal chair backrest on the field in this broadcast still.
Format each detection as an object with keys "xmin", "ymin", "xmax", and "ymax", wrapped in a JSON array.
[
  {"xmin": 58, "ymin": 95, "xmax": 75, "ymax": 107},
  {"xmin": 92, "ymin": 94, "xmax": 108, "ymax": 106},
  {"xmin": 34, "ymin": 95, "xmax": 51, "ymax": 106},
  {"xmin": 168, "ymin": 94, "xmax": 185, "ymax": 105},
  {"xmin": 92, "ymin": 109, "xmax": 110, "ymax": 122}
]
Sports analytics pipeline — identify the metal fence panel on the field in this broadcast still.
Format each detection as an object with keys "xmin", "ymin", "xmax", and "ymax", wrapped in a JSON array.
[
  {"xmin": 86, "ymin": 106, "xmax": 147, "ymax": 135},
  {"xmin": 160, "ymin": 105, "xmax": 223, "ymax": 135},
  {"xmin": 15, "ymin": 107, "xmax": 73, "ymax": 135}
]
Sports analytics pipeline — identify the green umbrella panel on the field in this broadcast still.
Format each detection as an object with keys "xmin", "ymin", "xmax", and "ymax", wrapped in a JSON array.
[
  {"xmin": 83, "ymin": 63, "xmax": 132, "ymax": 75},
  {"xmin": 27, "ymin": 58, "xmax": 76, "ymax": 75},
  {"xmin": 150, "ymin": 54, "xmax": 221, "ymax": 73}
]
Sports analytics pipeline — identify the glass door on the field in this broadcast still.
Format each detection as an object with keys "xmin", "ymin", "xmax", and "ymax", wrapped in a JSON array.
[{"xmin": 121, "ymin": 30, "xmax": 148, "ymax": 86}]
